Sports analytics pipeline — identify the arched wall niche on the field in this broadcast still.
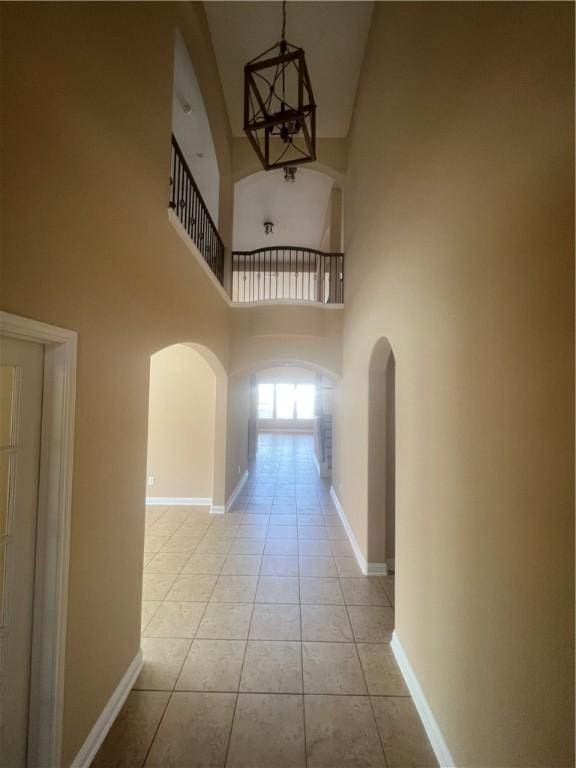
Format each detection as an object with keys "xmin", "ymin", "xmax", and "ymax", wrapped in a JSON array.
[
  {"xmin": 147, "ymin": 341, "xmax": 228, "ymax": 508},
  {"xmin": 367, "ymin": 337, "xmax": 396, "ymax": 571}
]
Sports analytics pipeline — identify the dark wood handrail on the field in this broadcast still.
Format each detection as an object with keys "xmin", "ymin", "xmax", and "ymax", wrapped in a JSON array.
[
  {"xmin": 169, "ymin": 134, "xmax": 225, "ymax": 284},
  {"xmin": 232, "ymin": 246, "xmax": 344, "ymax": 304}
]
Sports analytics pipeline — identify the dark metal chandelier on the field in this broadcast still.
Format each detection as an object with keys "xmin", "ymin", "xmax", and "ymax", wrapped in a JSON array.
[{"xmin": 243, "ymin": 1, "xmax": 316, "ymax": 171}]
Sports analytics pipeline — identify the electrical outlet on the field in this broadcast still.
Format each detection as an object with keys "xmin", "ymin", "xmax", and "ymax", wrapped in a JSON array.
[
  {"xmin": 147, "ymin": 476, "xmax": 155, "ymax": 487},
  {"xmin": 237, "ymin": 465, "xmax": 241, "ymax": 475}
]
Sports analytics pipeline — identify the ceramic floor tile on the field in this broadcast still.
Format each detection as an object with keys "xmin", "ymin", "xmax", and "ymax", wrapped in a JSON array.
[
  {"xmin": 298, "ymin": 540, "xmax": 332, "ymax": 557},
  {"xmin": 143, "ymin": 601, "xmax": 206, "ymax": 639},
  {"xmin": 160, "ymin": 535, "xmax": 201, "ymax": 554},
  {"xmin": 298, "ymin": 556, "xmax": 337, "ymax": 578},
  {"xmin": 135, "ymin": 637, "xmax": 191, "ymax": 691},
  {"xmin": 176, "ymin": 639, "xmax": 246, "ymax": 692},
  {"xmin": 380, "ymin": 575, "xmax": 395, "ymax": 606},
  {"xmin": 260, "ymin": 555, "xmax": 299, "ymax": 576},
  {"xmin": 181, "ymin": 553, "xmax": 227, "ymax": 575},
  {"xmin": 226, "ymin": 693, "xmax": 306, "ymax": 768},
  {"xmin": 326, "ymin": 525, "xmax": 348, "ymax": 541},
  {"xmin": 196, "ymin": 603, "xmax": 253, "ymax": 640},
  {"xmin": 165, "ymin": 574, "xmax": 217, "ymax": 602},
  {"xmin": 348, "ymin": 606, "xmax": 395, "ymax": 642},
  {"xmin": 304, "ymin": 694, "xmax": 385, "ymax": 768},
  {"xmin": 229, "ymin": 538, "xmax": 266, "ymax": 555},
  {"xmin": 141, "ymin": 600, "xmax": 161, "ymax": 631},
  {"xmin": 340, "ymin": 578, "xmax": 391, "ymax": 606},
  {"xmin": 91, "ymin": 690, "xmax": 170, "ymax": 768},
  {"xmin": 357, "ymin": 643, "xmax": 409, "ymax": 696},
  {"xmin": 267, "ymin": 524, "xmax": 297, "ymax": 539},
  {"xmin": 249, "ymin": 603, "xmax": 301, "ymax": 640},
  {"xmin": 236, "ymin": 525, "xmax": 267, "ymax": 539},
  {"xmin": 142, "ymin": 573, "xmax": 177, "ymax": 601},
  {"xmin": 329, "ymin": 540, "xmax": 355, "ymax": 557},
  {"xmin": 297, "ymin": 526, "xmax": 328, "ymax": 540},
  {"xmin": 371, "ymin": 696, "xmax": 438, "ymax": 767},
  {"xmin": 299, "ymin": 577, "xmax": 344, "ymax": 605},
  {"xmin": 194, "ymin": 539, "xmax": 232, "ymax": 555},
  {"xmin": 264, "ymin": 539, "xmax": 299, "ymax": 556},
  {"xmin": 144, "ymin": 534, "xmax": 170, "ymax": 554},
  {"xmin": 303, "ymin": 642, "xmax": 367, "ymax": 694},
  {"xmin": 144, "ymin": 692, "xmax": 236, "ymax": 767},
  {"xmin": 240, "ymin": 641, "xmax": 303, "ymax": 693},
  {"xmin": 145, "ymin": 552, "xmax": 191, "ymax": 574},
  {"xmin": 335, "ymin": 556, "xmax": 364, "ymax": 577},
  {"xmin": 301, "ymin": 604, "xmax": 354, "ymax": 642},
  {"xmin": 210, "ymin": 574, "xmax": 258, "ymax": 603},
  {"xmin": 221, "ymin": 554, "xmax": 262, "ymax": 575},
  {"xmin": 256, "ymin": 575, "xmax": 300, "ymax": 603}
]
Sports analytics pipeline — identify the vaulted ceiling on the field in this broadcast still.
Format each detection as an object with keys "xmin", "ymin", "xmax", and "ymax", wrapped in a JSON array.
[{"xmin": 205, "ymin": 1, "xmax": 374, "ymax": 138}]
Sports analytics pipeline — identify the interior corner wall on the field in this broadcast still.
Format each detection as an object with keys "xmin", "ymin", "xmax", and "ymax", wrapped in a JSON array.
[
  {"xmin": 147, "ymin": 345, "xmax": 216, "ymax": 499},
  {"xmin": 335, "ymin": 3, "xmax": 574, "ymax": 767}
]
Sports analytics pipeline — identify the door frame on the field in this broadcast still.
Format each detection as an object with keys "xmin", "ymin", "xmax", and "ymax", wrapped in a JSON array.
[{"xmin": 0, "ymin": 311, "xmax": 77, "ymax": 768}]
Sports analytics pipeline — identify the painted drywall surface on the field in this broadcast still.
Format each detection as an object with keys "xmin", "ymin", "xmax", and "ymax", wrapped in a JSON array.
[
  {"xmin": 229, "ymin": 306, "xmax": 343, "ymax": 379},
  {"xmin": 147, "ymin": 345, "xmax": 216, "ymax": 499},
  {"xmin": 333, "ymin": 3, "xmax": 574, "ymax": 766},
  {"xmin": 0, "ymin": 4, "xmax": 233, "ymax": 763},
  {"xmin": 225, "ymin": 372, "xmax": 251, "ymax": 500},
  {"xmin": 172, "ymin": 29, "xmax": 220, "ymax": 225}
]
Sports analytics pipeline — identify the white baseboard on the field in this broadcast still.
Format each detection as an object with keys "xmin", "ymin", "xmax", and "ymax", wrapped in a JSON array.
[
  {"xmin": 71, "ymin": 650, "xmax": 143, "ymax": 768},
  {"xmin": 366, "ymin": 562, "xmax": 388, "ymax": 576},
  {"xmin": 225, "ymin": 470, "xmax": 249, "ymax": 512},
  {"xmin": 145, "ymin": 497, "xmax": 212, "ymax": 506},
  {"xmin": 329, "ymin": 487, "xmax": 387, "ymax": 576},
  {"xmin": 210, "ymin": 505, "xmax": 225, "ymax": 515},
  {"xmin": 391, "ymin": 632, "xmax": 456, "ymax": 768},
  {"xmin": 329, "ymin": 486, "xmax": 368, "ymax": 575}
]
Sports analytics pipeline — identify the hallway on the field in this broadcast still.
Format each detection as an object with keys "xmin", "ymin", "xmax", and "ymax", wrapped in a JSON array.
[{"xmin": 93, "ymin": 433, "xmax": 436, "ymax": 767}]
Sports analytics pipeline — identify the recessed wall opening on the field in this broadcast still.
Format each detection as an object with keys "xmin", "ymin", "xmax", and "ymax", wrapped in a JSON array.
[
  {"xmin": 367, "ymin": 338, "xmax": 396, "ymax": 575},
  {"xmin": 146, "ymin": 344, "xmax": 217, "ymax": 505},
  {"xmin": 247, "ymin": 364, "xmax": 335, "ymax": 482}
]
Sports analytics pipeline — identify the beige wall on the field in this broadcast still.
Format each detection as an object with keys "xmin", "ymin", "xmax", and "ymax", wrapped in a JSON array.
[
  {"xmin": 333, "ymin": 3, "xmax": 574, "ymax": 766},
  {"xmin": 225, "ymin": 372, "xmax": 251, "ymax": 498},
  {"xmin": 147, "ymin": 344, "xmax": 216, "ymax": 499},
  {"xmin": 0, "ymin": 4, "xmax": 235, "ymax": 763}
]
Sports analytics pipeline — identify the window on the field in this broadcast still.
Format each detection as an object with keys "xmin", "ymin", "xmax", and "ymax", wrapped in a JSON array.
[
  {"xmin": 257, "ymin": 382, "xmax": 316, "ymax": 420},
  {"xmin": 257, "ymin": 383, "xmax": 274, "ymax": 419},
  {"xmin": 276, "ymin": 384, "xmax": 296, "ymax": 419},
  {"xmin": 296, "ymin": 384, "xmax": 315, "ymax": 419}
]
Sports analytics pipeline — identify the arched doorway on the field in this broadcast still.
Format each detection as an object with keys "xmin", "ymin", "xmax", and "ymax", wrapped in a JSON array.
[{"xmin": 367, "ymin": 338, "xmax": 396, "ymax": 574}]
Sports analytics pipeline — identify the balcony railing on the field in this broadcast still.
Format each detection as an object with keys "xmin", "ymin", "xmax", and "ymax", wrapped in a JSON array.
[
  {"xmin": 169, "ymin": 135, "xmax": 225, "ymax": 284},
  {"xmin": 232, "ymin": 247, "xmax": 344, "ymax": 304}
]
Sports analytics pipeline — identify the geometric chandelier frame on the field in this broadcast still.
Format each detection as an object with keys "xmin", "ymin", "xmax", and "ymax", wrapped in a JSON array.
[{"xmin": 243, "ymin": 2, "xmax": 316, "ymax": 171}]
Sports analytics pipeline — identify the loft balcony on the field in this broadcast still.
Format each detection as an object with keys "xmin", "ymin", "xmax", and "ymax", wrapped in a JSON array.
[{"xmin": 169, "ymin": 135, "xmax": 344, "ymax": 306}]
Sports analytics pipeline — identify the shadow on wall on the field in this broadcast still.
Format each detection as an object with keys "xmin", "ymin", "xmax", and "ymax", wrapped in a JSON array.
[{"xmin": 367, "ymin": 337, "xmax": 396, "ymax": 573}]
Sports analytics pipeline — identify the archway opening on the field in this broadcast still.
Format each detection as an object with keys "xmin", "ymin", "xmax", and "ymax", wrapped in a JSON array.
[
  {"xmin": 246, "ymin": 363, "xmax": 336, "ymax": 483},
  {"xmin": 367, "ymin": 338, "xmax": 396, "ymax": 575},
  {"xmin": 140, "ymin": 342, "xmax": 226, "ymax": 645}
]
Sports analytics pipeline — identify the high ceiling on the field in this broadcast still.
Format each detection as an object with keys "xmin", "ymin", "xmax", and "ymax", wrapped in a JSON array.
[
  {"xmin": 233, "ymin": 168, "xmax": 333, "ymax": 251},
  {"xmin": 205, "ymin": 1, "xmax": 374, "ymax": 138}
]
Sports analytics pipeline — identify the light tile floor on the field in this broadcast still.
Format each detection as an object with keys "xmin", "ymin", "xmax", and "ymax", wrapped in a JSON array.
[{"xmin": 92, "ymin": 433, "xmax": 437, "ymax": 768}]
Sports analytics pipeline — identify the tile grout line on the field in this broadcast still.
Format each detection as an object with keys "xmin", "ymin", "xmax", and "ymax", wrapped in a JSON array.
[{"xmin": 343, "ymin": 599, "xmax": 391, "ymax": 768}]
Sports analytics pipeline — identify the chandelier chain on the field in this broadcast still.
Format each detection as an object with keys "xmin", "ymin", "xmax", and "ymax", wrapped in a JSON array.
[{"xmin": 281, "ymin": 0, "xmax": 287, "ymax": 42}]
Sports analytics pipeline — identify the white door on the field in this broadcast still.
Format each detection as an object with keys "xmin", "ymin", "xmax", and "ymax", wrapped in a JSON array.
[{"xmin": 0, "ymin": 337, "xmax": 44, "ymax": 768}]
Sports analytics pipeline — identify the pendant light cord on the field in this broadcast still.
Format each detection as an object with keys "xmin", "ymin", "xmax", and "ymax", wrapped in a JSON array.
[{"xmin": 281, "ymin": 0, "xmax": 287, "ymax": 42}]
